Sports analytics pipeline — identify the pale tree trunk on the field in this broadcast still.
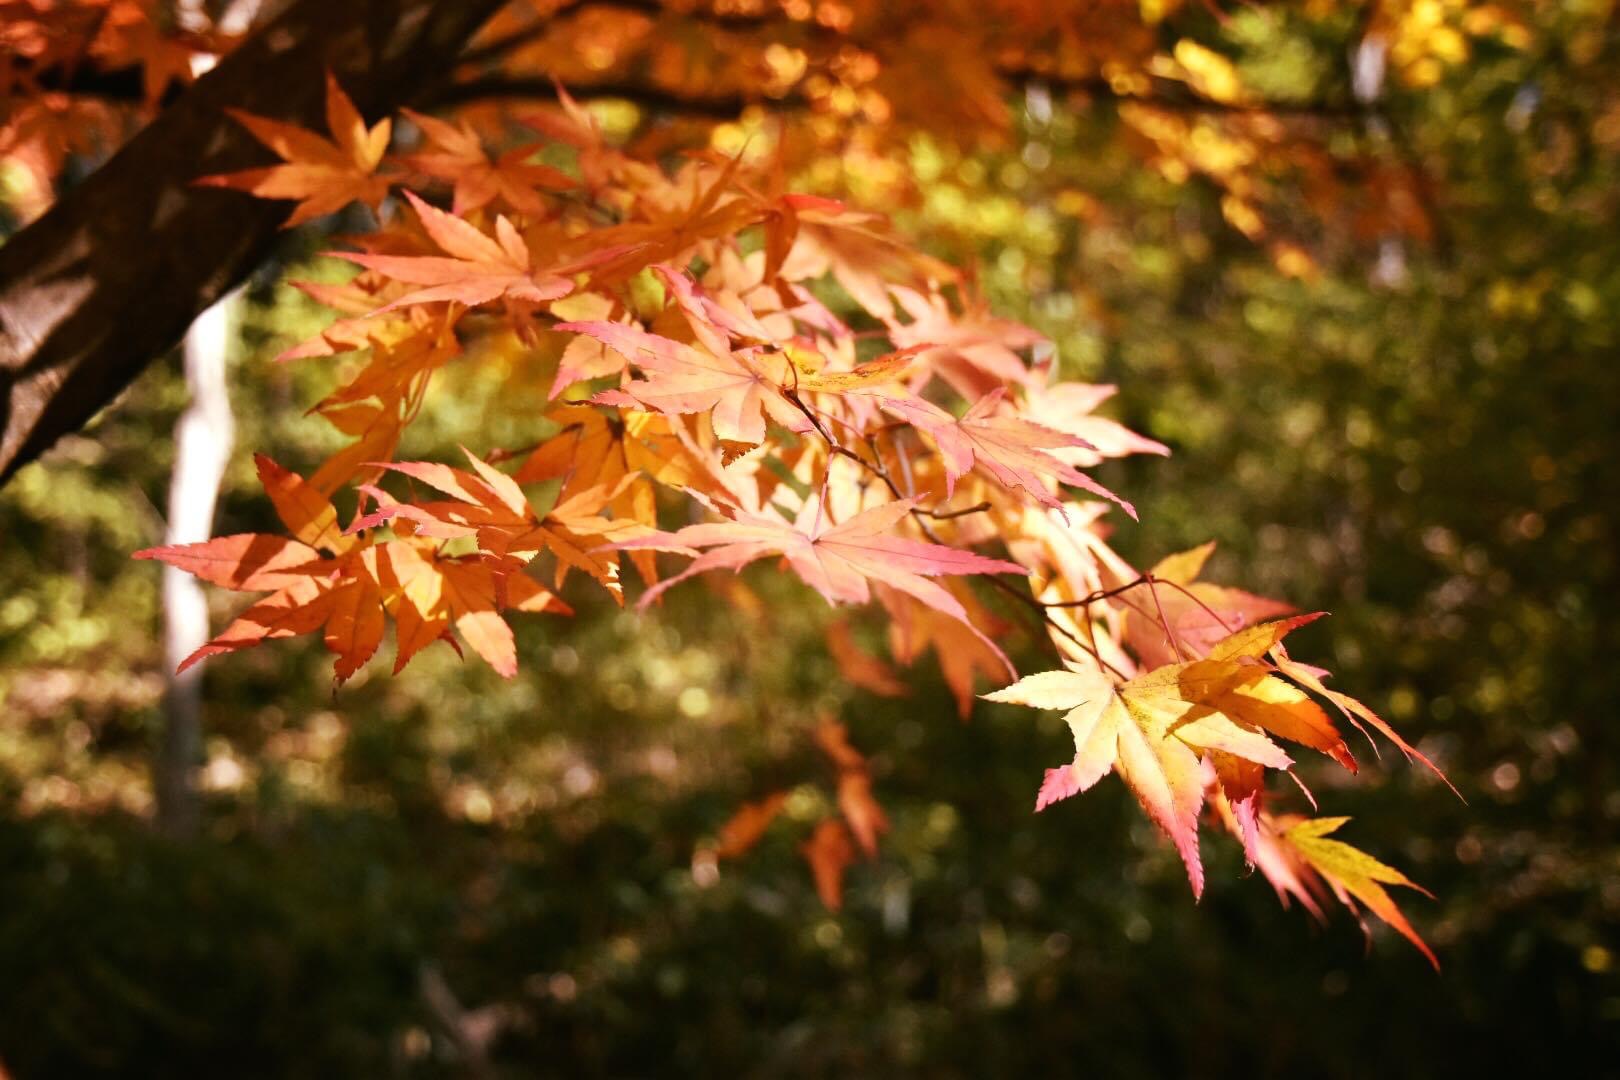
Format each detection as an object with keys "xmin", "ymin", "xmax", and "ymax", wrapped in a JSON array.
[
  {"xmin": 1352, "ymin": 32, "xmax": 1411, "ymax": 287},
  {"xmin": 419, "ymin": 964, "xmax": 502, "ymax": 1076},
  {"xmin": 155, "ymin": 294, "xmax": 238, "ymax": 838}
]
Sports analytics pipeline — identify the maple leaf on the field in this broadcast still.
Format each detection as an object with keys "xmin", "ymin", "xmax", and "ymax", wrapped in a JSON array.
[
  {"xmin": 883, "ymin": 285, "xmax": 1042, "ymax": 399},
  {"xmin": 134, "ymin": 536, "xmax": 377, "ymax": 674},
  {"xmin": 197, "ymin": 72, "xmax": 393, "ymax": 227},
  {"xmin": 527, "ymin": 399, "xmax": 709, "ymax": 499},
  {"xmin": 292, "ymin": 323, "xmax": 461, "ymax": 495},
  {"xmin": 335, "ymin": 191, "xmax": 610, "ymax": 314},
  {"xmin": 509, "ymin": 84, "xmax": 674, "ymax": 209},
  {"xmin": 875, "ymin": 580, "xmax": 1014, "ymax": 718},
  {"xmin": 369, "ymin": 539, "xmax": 570, "ymax": 677},
  {"xmin": 356, "ymin": 447, "xmax": 641, "ymax": 602},
  {"xmin": 558, "ymin": 268, "xmax": 814, "ymax": 445},
  {"xmin": 135, "ymin": 455, "xmax": 374, "ymax": 680},
  {"xmin": 400, "ymin": 108, "xmax": 573, "ymax": 217},
  {"xmin": 1282, "ymin": 816, "xmax": 1438, "ymax": 969},
  {"xmin": 576, "ymin": 156, "xmax": 762, "ymax": 283},
  {"xmin": 544, "ymin": 293, "xmax": 628, "ymax": 398},
  {"xmin": 801, "ymin": 818, "xmax": 856, "ymax": 910},
  {"xmin": 824, "ymin": 618, "xmax": 908, "ymax": 698},
  {"xmin": 516, "ymin": 402, "xmax": 702, "ymax": 585},
  {"xmin": 133, "ymin": 531, "xmax": 329, "ymax": 592},
  {"xmin": 712, "ymin": 792, "xmax": 789, "ymax": 859},
  {"xmin": 1210, "ymin": 610, "xmax": 1453, "ymax": 801},
  {"xmin": 984, "ymin": 616, "xmax": 1356, "ymax": 896},
  {"xmin": 619, "ymin": 499, "xmax": 1027, "ymax": 648},
  {"xmin": 814, "ymin": 719, "xmax": 889, "ymax": 858},
  {"xmin": 1210, "ymin": 794, "xmax": 1439, "ymax": 966},
  {"xmin": 90, "ymin": 2, "xmax": 202, "ymax": 106},
  {"xmin": 1270, "ymin": 640, "xmax": 1457, "ymax": 793},
  {"xmin": 138, "ymin": 456, "xmax": 570, "ymax": 680},
  {"xmin": 169, "ymin": 568, "xmax": 385, "ymax": 680},
  {"xmin": 880, "ymin": 388, "xmax": 1136, "ymax": 518},
  {"xmin": 793, "ymin": 347, "xmax": 926, "ymax": 396},
  {"xmin": 731, "ymin": 159, "xmax": 930, "ymax": 291},
  {"xmin": 778, "ymin": 202, "xmax": 956, "ymax": 321},
  {"xmin": 1011, "ymin": 500, "xmax": 1139, "ymax": 619},
  {"xmin": 1021, "ymin": 377, "xmax": 1171, "ymax": 467},
  {"xmin": 1212, "ymin": 792, "xmax": 1327, "ymax": 921},
  {"xmin": 274, "ymin": 274, "xmax": 443, "ymax": 364},
  {"xmin": 836, "ymin": 771, "xmax": 888, "ymax": 860}
]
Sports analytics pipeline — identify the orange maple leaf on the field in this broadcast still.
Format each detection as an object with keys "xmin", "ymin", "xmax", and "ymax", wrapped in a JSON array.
[
  {"xmin": 880, "ymin": 388, "xmax": 1136, "ymax": 518},
  {"xmin": 197, "ymin": 72, "xmax": 393, "ymax": 227},
  {"xmin": 135, "ymin": 456, "xmax": 569, "ymax": 680},
  {"xmin": 356, "ymin": 447, "xmax": 644, "ymax": 602},
  {"xmin": 712, "ymin": 792, "xmax": 790, "ymax": 860},
  {"xmin": 619, "ymin": 498, "xmax": 1027, "ymax": 645},
  {"xmin": 814, "ymin": 719, "xmax": 889, "ymax": 859},
  {"xmin": 884, "ymin": 285, "xmax": 1043, "ymax": 399},
  {"xmin": 1280, "ymin": 815, "xmax": 1438, "ymax": 968},
  {"xmin": 801, "ymin": 819, "xmax": 856, "ymax": 910},
  {"xmin": 824, "ymin": 618, "xmax": 908, "ymax": 698},
  {"xmin": 984, "ymin": 616, "xmax": 1361, "ymax": 897},
  {"xmin": 335, "ymin": 191, "xmax": 623, "ymax": 314},
  {"xmin": 560, "ymin": 268, "xmax": 814, "ymax": 446},
  {"xmin": 875, "ymin": 580, "xmax": 1014, "ymax": 718},
  {"xmin": 400, "ymin": 107, "xmax": 573, "ymax": 217}
]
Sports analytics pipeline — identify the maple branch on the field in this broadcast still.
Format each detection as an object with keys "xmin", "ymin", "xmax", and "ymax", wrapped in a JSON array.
[
  {"xmin": 785, "ymin": 391, "xmax": 970, "ymax": 537},
  {"xmin": 10, "ymin": 62, "xmax": 162, "ymax": 106},
  {"xmin": 1038, "ymin": 576, "xmax": 1153, "ymax": 609},
  {"xmin": 979, "ymin": 573, "xmax": 1132, "ymax": 681},
  {"xmin": 425, "ymin": 67, "xmax": 1361, "ymax": 124},
  {"xmin": 427, "ymin": 76, "xmax": 779, "ymax": 118},
  {"xmin": 921, "ymin": 500, "xmax": 991, "ymax": 521},
  {"xmin": 1151, "ymin": 576, "xmax": 1238, "ymax": 634},
  {"xmin": 457, "ymin": 0, "xmax": 825, "ymax": 67},
  {"xmin": 1033, "ymin": 571, "xmax": 1250, "ymax": 667},
  {"xmin": 580, "ymin": 0, "xmax": 829, "ymax": 32},
  {"xmin": 0, "ymin": 0, "xmax": 515, "ymax": 483},
  {"xmin": 1037, "ymin": 572, "xmax": 1239, "ymax": 642},
  {"xmin": 1144, "ymin": 574, "xmax": 1187, "ymax": 662},
  {"xmin": 1036, "ymin": 576, "xmax": 1186, "ymax": 656},
  {"xmin": 1013, "ymin": 68, "xmax": 1363, "ymax": 120},
  {"xmin": 779, "ymin": 386, "xmax": 1132, "ymax": 676}
]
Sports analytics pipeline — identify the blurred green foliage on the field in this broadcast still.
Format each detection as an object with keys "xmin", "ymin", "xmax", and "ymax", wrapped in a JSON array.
[{"xmin": 2, "ymin": 7, "xmax": 1618, "ymax": 1077}]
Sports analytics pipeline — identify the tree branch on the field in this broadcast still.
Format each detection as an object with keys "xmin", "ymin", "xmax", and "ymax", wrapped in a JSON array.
[
  {"xmin": 426, "ymin": 75, "xmax": 774, "ymax": 117},
  {"xmin": 1014, "ymin": 69, "xmax": 1363, "ymax": 119},
  {"xmin": 0, "ymin": 0, "xmax": 513, "ymax": 483}
]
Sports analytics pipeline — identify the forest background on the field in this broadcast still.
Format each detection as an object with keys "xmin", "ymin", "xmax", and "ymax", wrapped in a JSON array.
[{"xmin": 0, "ymin": 0, "xmax": 1616, "ymax": 1075}]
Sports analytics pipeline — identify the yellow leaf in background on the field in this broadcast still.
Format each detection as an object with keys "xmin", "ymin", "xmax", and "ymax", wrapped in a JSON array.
[{"xmin": 1174, "ymin": 41, "xmax": 1245, "ymax": 105}]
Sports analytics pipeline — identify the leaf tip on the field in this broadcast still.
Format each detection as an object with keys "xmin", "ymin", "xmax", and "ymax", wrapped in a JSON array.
[{"xmin": 1033, "ymin": 764, "xmax": 1083, "ymax": 811}]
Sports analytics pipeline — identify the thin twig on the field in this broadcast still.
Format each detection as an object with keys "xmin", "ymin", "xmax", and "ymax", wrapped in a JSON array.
[
  {"xmin": 922, "ymin": 500, "xmax": 991, "ymax": 521},
  {"xmin": 1143, "ymin": 574, "xmax": 1186, "ymax": 662}
]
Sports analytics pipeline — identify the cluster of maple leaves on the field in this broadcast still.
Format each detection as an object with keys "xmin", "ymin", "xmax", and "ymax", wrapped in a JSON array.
[
  {"xmin": 120, "ymin": 73, "xmax": 1451, "ymax": 962},
  {"xmin": 4, "ymin": 0, "xmax": 1523, "ymax": 252}
]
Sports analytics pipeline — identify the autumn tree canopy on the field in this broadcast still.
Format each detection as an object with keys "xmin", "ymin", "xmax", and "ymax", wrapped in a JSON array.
[{"xmin": 0, "ymin": 0, "xmax": 1525, "ymax": 964}]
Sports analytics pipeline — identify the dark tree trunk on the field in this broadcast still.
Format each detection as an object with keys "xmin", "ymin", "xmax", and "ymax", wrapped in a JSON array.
[{"xmin": 0, "ymin": 0, "xmax": 510, "ymax": 483}]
